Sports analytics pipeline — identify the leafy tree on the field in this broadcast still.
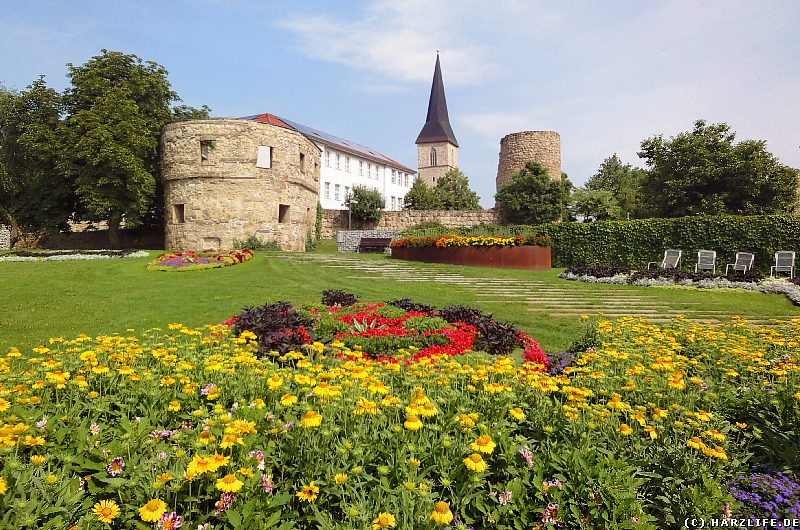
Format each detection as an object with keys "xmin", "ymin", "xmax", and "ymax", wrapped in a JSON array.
[
  {"xmin": 571, "ymin": 188, "xmax": 621, "ymax": 221},
  {"xmin": 495, "ymin": 161, "xmax": 571, "ymax": 225},
  {"xmin": 434, "ymin": 168, "xmax": 481, "ymax": 210},
  {"xmin": 404, "ymin": 168, "xmax": 481, "ymax": 210},
  {"xmin": 585, "ymin": 154, "xmax": 646, "ymax": 219},
  {"xmin": 172, "ymin": 104, "xmax": 212, "ymax": 121},
  {"xmin": 404, "ymin": 178, "xmax": 441, "ymax": 210},
  {"xmin": 63, "ymin": 50, "xmax": 180, "ymax": 247},
  {"xmin": 639, "ymin": 120, "xmax": 798, "ymax": 217},
  {"xmin": 0, "ymin": 78, "xmax": 74, "ymax": 244},
  {"xmin": 346, "ymin": 185, "xmax": 385, "ymax": 222}
]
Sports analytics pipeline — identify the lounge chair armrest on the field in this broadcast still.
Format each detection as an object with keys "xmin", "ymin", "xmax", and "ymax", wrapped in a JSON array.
[{"xmin": 647, "ymin": 261, "xmax": 659, "ymax": 269}]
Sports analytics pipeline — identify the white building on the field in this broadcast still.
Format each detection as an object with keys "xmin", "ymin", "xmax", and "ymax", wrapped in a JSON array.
[{"xmin": 242, "ymin": 114, "xmax": 416, "ymax": 211}]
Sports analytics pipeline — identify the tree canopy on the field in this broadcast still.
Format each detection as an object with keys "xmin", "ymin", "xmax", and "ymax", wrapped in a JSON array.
[
  {"xmin": 584, "ymin": 154, "xmax": 646, "ymax": 219},
  {"xmin": 571, "ymin": 188, "xmax": 621, "ymax": 222},
  {"xmin": 638, "ymin": 120, "xmax": 798, "ymax": 217},
  {"xmin": 345, "ymin": 185, "xmax": 385, "ymax": 222},
  {"xmin": 403, "ymin": 168, "xmax": 481, "ymax": 211},
  {"xmin": 0, "ymin": 78, "xmax": 74, "ymax": 243},
  {"xmin": 495, "ymin": 161, "xmax": 571, "ymax": 225}
]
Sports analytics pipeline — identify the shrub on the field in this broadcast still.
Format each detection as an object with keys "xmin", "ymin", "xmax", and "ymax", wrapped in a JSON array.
[
  {"xmin": 233, "ymin": 301, "xmax": 314, "ymax": 356},
  {"xmin": 439, "ymin": 305, "xmax": 522, "ymax": 356},
  {"xmin": 321, "ymin": 290, "xmax": 358, "ymax": 307},
  {"xmin": 345, "ymin": 185, "xmax": 385, "ymax": 222},
  {"xmin": 402, "ymin": 315, "xmax": 449, "ymax": 333},
  {"xmin": 401, "ymin": 214, "xmax": 800, "ymax": 275},
  {"xmin": 564, "ymin": 265, "xmax": 631, "ymax": 278},
  {"xmin": 233, "ymin": 234, "xmax": 280, "ymax": 251},
  {"xmin": 387, "ymin": 298, "xmax": 436, "ymax": 313}
]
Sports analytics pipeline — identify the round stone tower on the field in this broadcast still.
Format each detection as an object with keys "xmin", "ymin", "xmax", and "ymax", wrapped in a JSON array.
[{"xmin": 496, "ymin": 131, "xmax": 561, "ymax": 191}]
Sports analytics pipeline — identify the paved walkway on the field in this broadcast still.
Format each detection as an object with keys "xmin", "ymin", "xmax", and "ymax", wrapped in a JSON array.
[{"xmin": 275, "ymin": 254, "xmax": 795, "ymax": 324}]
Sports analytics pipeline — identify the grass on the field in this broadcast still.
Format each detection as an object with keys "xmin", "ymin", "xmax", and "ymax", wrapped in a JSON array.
[{"xmin": 1, "ymin": 243, "xmax": 797, "ymax": 353}]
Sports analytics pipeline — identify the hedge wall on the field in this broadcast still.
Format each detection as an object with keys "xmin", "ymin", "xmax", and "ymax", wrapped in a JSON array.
[{"xmin": 401, "ymin": 215, "xmax": 800, "ymax": 273}]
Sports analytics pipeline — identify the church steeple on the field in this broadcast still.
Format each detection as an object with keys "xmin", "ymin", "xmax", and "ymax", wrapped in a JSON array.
[
  {"xmin": 416, "ymin": 53, "xmax": 458, "ymax": 147},
  {"xmin": 415, "ymin": 53, "xmax": 459, "ymax": 186}
]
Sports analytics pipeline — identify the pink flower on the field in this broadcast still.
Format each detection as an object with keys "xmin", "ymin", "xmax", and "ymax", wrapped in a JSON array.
[
  {"xmin": 158, "ymin": 512, "xmax": 182, "ymax": 529},
  {"xmin": 107, "ymin": 457, "xmax": 125, "ymax": 477}
]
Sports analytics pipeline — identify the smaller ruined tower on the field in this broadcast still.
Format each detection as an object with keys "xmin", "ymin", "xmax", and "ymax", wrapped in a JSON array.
[
  {"xmin": 416, "ymin": 53, "xmax": 459, "ymax": 186},
  {"xmin": 496, "ymin": 131, "xmax": 562, "ymax": 192}
]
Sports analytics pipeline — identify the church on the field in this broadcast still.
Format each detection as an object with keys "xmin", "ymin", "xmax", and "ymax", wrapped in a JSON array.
[{"xmin": 159, "ymin": 55, "xmax": 461, "ymax": 251}]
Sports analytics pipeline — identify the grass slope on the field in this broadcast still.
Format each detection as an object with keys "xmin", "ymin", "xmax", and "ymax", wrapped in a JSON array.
[{"xmin": 0, "ymin": 245, "xmax": 797, "ymax": 353}]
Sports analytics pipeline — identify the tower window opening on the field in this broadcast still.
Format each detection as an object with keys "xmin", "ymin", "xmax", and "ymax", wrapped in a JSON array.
[{"xmin": 430, "ymin": 148, "xmax": 437, "ymax": 167}]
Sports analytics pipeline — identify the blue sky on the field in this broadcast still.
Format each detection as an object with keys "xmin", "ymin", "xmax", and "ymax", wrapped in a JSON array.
[{"xmin": 2, "ymin": 0, "xmax": 799, "ymax": 207}]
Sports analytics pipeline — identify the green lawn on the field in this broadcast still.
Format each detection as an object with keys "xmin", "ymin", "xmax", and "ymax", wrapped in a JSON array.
[{"xmin": 0, "ymin": 243, "xmax": 797, "ymax": 353}]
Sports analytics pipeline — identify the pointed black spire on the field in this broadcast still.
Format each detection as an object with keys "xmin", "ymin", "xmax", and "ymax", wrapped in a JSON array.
[{"xmin": 415, "ymin": 53, "xmax": 459, "ymax": 147}]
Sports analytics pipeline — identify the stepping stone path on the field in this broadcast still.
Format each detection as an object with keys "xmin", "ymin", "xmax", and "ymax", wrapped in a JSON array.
[{"xmin": 274, "ymin": 254, "xmax": 797, "ymax": 325}]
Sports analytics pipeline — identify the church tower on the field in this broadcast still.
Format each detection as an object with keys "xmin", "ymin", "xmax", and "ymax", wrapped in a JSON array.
[{"xmin": 416, "ymin": 53, "xmax": 458, "ymax": 186}]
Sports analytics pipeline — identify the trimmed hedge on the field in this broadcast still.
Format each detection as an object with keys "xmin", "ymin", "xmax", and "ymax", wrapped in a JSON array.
[{"xmin": 400, "ymin": 214, "xmax": 800, "ymax": 274}]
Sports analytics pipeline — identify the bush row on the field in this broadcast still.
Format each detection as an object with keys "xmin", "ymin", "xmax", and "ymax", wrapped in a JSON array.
[{"xmin": 401, "ymin": 214, "xmax": 800, "ymax": 274}]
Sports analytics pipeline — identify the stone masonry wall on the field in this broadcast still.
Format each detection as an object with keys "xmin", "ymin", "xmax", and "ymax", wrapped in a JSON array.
[
  {"xmin": 161, "ymin": 119, "xmax": 320, "ymax": 252},
  {"xmin": 336, "ymin": 229, "xmax": 398, "ymax": 253},
  {"xmin": 321, "ymin": 209, "xmax": 499, "ymax": 239},
  {"xmin": 496, "ymin": 131, "xmax": 561, "ymax": 191},
  {"xmin": 416, "ymin": 141, "xmax": 458, "ymax": 186},
  {"xmin": 0, "ymin": 226, "xmax": 10, "ymax": 249}
]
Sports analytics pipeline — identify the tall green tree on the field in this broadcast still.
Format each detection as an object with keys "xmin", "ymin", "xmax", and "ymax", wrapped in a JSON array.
[
  {"xmin": 403, "ymin": 168, "xmax": 481, "ymax": 210},
  {"xmin": 585, "ymin": 154, "xmax": 646, "ymax": 219},
  {"xmin": 495, "ymin": 161, "xmax": 571, "ymax": 225},
  {"xmin": 638, "ymin": 120, "xmax": 798, "ymax": 217},
  {"xmin": 571, "ymin": 188, "xmax": 621, "ymax": 221},
  {"xmin": 345, "ymin": 185, "xmax": 385, "ymax": 222},
  {"xmin": 63, "ymin": 50, "xmax": 179, "ymax": 247},
  {"xmin": 0, "ymin": 78, "xmax": 73, "ymax": 244}
]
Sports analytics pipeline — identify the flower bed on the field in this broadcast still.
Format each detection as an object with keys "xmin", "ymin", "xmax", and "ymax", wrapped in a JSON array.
[
  {"xmin": 1, "ymin": 297, "xmax": 798, "ymax": 528},
  {"xmin": 148, "ymin": 249, "xmax": 254, "ymax": 271},
  {"xmin": 0, "ymin": 249, "xmax": 149, "ymax": 262},
  {"xmin": 560, "ymin": 266, "xmax": 800, "ymax": 305},
  {"xmin": 390, "ymin": 235, "xmax": 551, "ymax": 271}
]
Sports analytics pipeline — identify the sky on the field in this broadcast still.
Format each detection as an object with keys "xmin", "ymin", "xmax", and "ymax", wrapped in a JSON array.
[{"xmin": 2, "ymin": 0, "xmax": 799, "ymax": 208}]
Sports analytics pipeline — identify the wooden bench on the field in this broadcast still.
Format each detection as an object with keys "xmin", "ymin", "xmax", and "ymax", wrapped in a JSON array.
[{"xmin": 358, "ymin": 237, "xmax": 392, "ymax": 253}]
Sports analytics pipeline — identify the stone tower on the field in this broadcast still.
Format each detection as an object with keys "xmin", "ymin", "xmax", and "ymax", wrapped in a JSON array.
[
  {"xmin": 496, "ymin": 131, "xmax": 561, "ymax": 191},
  {"xmin": 416, "ymin": 53, "xmax": 459, "ymax": 186}
]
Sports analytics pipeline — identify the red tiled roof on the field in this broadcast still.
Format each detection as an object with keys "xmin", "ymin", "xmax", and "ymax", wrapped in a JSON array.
[{"xmin": 246, "ymin": 113, "xmax": 293, "ymax": 129}]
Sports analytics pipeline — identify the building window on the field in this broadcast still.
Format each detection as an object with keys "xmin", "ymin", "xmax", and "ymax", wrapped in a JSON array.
[
  {"xmin": 371, "ymin": 164, "xmax": 376, "ymax": 179},
  {"xmin": 430, "ymin": 148, "xmax": 437, "ymax": 167},
  {"xmin": 173, "ymin": 204, "xmax": 185, "ymax": 224},
  {"xmin": 200, "ymin": 140, "xmax": 213, "ymax": 164},
  {"xmin": 278, "ymin": 204, "xmax": 290, "ymax": 223},
  {"xmin": 344, "ymin": 156, "xmax": 350, "ymax": 172},
  {"xmin": 335, "ymin": 184, "xmax": 341, "ymax": 200},
  {"xmin": 359, "ymin": 161, "xmax": 364, "ymax": 176},
  {"xmin": 324, "ymin": 182, "xmax": 331, "ymax": 198},
  {"xmin": 256, "ymin": 145, "xmax": 272, "ymax": 169},
  {"xmin": 391, "ymin": 170, "xmax": 396, "ymax": 184},
  {"xmin": 345, "ymin": 186, "xmax": 350, "ymax": 199},
  {"xmin": 325, "ymin": 150, "xmax": 331, "ymax": 167},
  {"xmin": 336, "ymin": 153, "xmax": 341, "ymax": 170},
  {"xmin": 391, "ymin": 196, "xmax": 396, "ymax": 210},
  {"xmin": 299, "ymin": 152, "xmax": 305, "ymax": 170}
]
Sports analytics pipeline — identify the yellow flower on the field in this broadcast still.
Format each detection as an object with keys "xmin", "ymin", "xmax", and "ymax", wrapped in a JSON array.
[
  {"xmin": 736, "ymin": 422, "xmax": 747, "ymax": 429},
  {"xmin": 300, "ymin": 410, "xmax": 323, "ymax": 428},
  {"xmin": 281, "ymin": 394, "xmax": 298, "ymax": 407},
  {"xmin": 30, "ymin": 455, "xmax": 46, "ymax": 465},
  {"xmin": 0, "ymin": 477, "xmax": 7, "ymax": 495},
  {"xmin": 702, "ymin": 445, "xmax": 728, "ymax": 460},
  {"xmin": 408, "ymin": 457, "xmax": 421, "ymax": 467},
  {"xmin": 686, "ymin": 436, "xmax": 706, "ymax": 450},
  {"xmin": 617, "ymin": 424, "xmax": 633, "ymax": 436},
  {"xmin": 267, "ymin": 375, "xmax": 283, "ymax": 390},
  {"xmin": 138, "ymin": 499, "xmax": 167, "ymax": 522},
  {"xmin": 463, "ymin": 453, "xmax": 487, "ymax": 473},
  {"xmin": 404, "ymin": 415, "xmax": 423, "ymax": 430},
  {"xmin": 93, "ymin": 499, "xmax": 120, "ymax": 524},
  {"xmin": 0, "ymin": 398, "xmax": 9, "ymax": 412},
  {"xmin": 296, "ymin": 481, "xmax": 319, "ymax": 503},
  {"xmin": 470, "ymin": 435, "xmax": 496, "ymax": 454},
  {"xmin": 167, "ymin": 400, "xmax": 181, "ymax": 412},
  {"xmin": 219, "ymin": 433, "xmax": 243, "ymax": 449},
  {"xmin": 430, "ymin": 501, "xmax": 454, "ymax": 525},
  {"xmin": 509, "ymin": 407, "xmax": 525, "ymax": 421},
  {"xmin": 23, "ymin": 435, "xmax": 45, "ymax": 446},
  {"xmin": 216, "ymin": 473, "xmax": 244, "ymax": 492},
  {"xmin": 373, "ymin": 512, "xmax": 397, "ymax": 529},
  {"xmin": 197, "ymin": 429, "xmax": 216, "ymax": 445},
  {"xmin": 354, "ymin": 398, "xmax": 378, "ymax": 415},
  {"xmin": 334, "ymin": 473, "xmax": 348, "ymax": 485}
]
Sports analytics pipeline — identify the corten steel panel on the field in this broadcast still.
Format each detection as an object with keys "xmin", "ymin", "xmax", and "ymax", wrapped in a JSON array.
[{"xmin": 391, "ymin": 246, "xmax": 551, "ymax": 270}]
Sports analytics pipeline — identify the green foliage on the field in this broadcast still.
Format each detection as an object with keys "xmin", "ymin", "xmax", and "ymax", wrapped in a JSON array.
[
  {"xmin": 171, "ymin": 104, "xmax": 212, "ymax": 121},
  {"xmin": 402, "ymin": 315, "xmax": 450, "ymax": 332},
  {"xmin": 407, "ymin": 220, "xmax": 446, "ymax": 232},
  {"xmin": 0, "ymin": 77, "xmax": 74, "ymax": 239},
  {"xmin": 404, "ymin": 169, "xmax": 481, "ymax": 211},
  {"xmin": 495, "ymin": 161, "xmax": 571, "ymax": 225},
  {"xmin": 345, "ymin": 185, "xmax": 384, "ymax": 222},
  {"xmin": 233, "ymin": 234, "xmax": 280, "ymax": 251},
  {"xmin": 315, "ymin": 201, "xmax": 323, "ymax": 241},
  {"xmin": 571, "ymin": 188, "xmax": 621, "ymax": 222},
  {"xmin": 639, "ymin": 120, "xmax": 798, "ymax": 217},
  {"xmin": 404, "ymin": 178, "xmax": 442, "ymax": 210},
  {"xmin": 585, "ymin": 154, "xmax": 647, "ymax": 219},
  {"xmin": 401, "ymin": 214, "xmax": 800, "ymax": 274}
]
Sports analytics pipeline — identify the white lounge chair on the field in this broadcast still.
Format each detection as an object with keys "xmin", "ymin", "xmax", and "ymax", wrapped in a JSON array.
[
  {"xmin": 725, "ymin": 252, "xmax": 755, "ymax": 275},
  {"xmin": 648, "ymin": 249, "xmax": 682, "ymax": 270},
  {"xmin": 694, "ymin": 250, "xmax": 716, "ymax": 273},
  {"xmin": 770, "ymin": 251, "xmax": 795, "ymax": 279}
]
